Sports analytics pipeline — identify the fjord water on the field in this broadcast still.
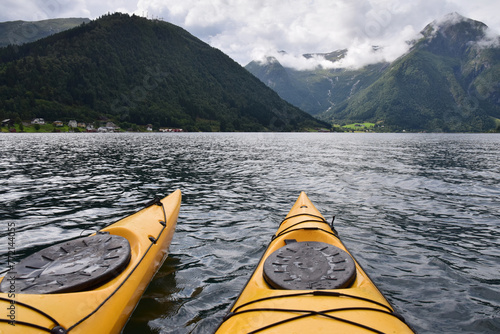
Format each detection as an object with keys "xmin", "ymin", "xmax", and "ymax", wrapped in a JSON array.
[{"xmin": 1, "ymin": 132, "xmax": 499, "ymax": 333}]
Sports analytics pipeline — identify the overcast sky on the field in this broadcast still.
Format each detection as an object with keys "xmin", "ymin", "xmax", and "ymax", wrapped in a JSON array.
[{"xmin": 1, "ymin": 0, "xmax": 499, "ymax": 69}]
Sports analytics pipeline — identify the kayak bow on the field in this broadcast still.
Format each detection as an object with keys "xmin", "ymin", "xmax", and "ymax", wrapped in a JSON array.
[
  {"xmin": 0, "ymin": 189, "xmax": 181, "ymax": 334},
  {"xmin": 215, "ymin": 192, "xmax": 414, "ymax": 334}
]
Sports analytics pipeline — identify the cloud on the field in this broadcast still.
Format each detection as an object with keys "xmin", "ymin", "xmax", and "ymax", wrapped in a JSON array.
[
  {"xmin": 0, "ymin": 0, "xmax": 138, "ymax": 22},
  {"xmin": 133, "ymin": 0, "xmax": 468, "ymax": 68},
  {"xmin": 477, "ymin": 26, "xmax": 500, "ymax": 49},
  {"xmin": 1, "ymin": 0, "xmax": 500, "ymax": 69},
  {"xmin": 253, "ymin": 51, "xmax": 341, "ymax": 71},
  {"xmin": 0, "ymin": 0, "xmax": 74, "ymax": 21}
]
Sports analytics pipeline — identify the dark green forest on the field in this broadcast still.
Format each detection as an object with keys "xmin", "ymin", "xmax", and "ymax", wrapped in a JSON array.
[{"xmin": 0, "ymin": 13, "xmax": 326, "ymax": 132}]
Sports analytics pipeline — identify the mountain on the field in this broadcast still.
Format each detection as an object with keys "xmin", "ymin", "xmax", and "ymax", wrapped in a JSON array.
[
  {"xmin": 245, "ymin": 55, "xmax": 388, "ymax": 116},
  {"xmin": 0, "ymin": 13, "xmax": 326, "ymax": 132},
  {"xmin": 0, "ymin": 18, "xmax": 90, "ymax": 48},
  {"xmin": 323, "ymin": 13, "xmax": 500, "ymax": 132},
  {"xmin": 246, "ymin": 13, "xmax": 500, "ymax": 132}
]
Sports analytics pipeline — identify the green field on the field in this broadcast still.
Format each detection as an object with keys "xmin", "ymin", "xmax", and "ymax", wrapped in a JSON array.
[
  {"xmin": 342, "ymin": 122, "xmax": 375, "ymax": 130},
  {"xmin": 2, "ymin": 123, "xmax": 78, "ymax": 133}
]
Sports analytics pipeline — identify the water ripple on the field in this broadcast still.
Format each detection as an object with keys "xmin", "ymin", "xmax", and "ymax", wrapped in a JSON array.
[{"xmin": 1, "ymin": 133, "xmax": 499, "ymax": 333}]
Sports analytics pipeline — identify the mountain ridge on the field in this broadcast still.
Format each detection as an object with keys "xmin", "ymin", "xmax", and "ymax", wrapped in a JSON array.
[
  {"xmin": 0, "ymin": 13, "xmax": 326, "ymax": 132},
  {"xmin": 0, "ymin": 18, "xmax": 90, "ymax": 48},
  {"xmin": 246, "ymin": 13, "xmax": 500, "ymax": 132}
]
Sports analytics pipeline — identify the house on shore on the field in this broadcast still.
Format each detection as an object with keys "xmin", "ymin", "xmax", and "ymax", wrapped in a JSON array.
[
  {"xmin": 31, "ymin": 118, "xmax": 45, "ymax": 125},
  {"xmin": 98, "ymin": 122, "xmax": 120, "ymax": 132}
]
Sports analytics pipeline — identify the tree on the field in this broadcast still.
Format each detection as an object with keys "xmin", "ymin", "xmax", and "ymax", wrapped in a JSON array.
[{"xmin": 15, "ymin": 117, "xmax": 23, "ymax": 131}]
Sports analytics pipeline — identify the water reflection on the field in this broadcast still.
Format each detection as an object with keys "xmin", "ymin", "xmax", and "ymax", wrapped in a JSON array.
[{"xmin": 1, "ymin": 133, "xmax": 499, "ymax": 333}]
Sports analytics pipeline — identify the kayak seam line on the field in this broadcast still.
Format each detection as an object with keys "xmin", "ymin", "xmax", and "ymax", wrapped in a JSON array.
[{"xmin": 66, "ymin": 200, "xmax": 168, "ymax": 332}]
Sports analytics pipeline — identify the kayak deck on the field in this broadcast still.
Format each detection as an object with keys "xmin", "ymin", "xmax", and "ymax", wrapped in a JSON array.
[
  {"xmin": 0, "ymin": 190, "xmax": 181, "ymax": 334},
  {"xmin": 215, "ymin": 192, "xmax": 414, "ymax": 333}
]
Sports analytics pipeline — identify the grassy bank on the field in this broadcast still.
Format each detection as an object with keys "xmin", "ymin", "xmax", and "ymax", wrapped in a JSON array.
[{"xmin": 1, "ymin": 124, "xmax": 74, "ymax": 133}]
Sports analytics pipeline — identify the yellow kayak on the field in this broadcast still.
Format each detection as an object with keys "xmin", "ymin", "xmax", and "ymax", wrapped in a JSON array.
[
  {"xmin": 0, "ymin": 189, "xmax": 181, "ymax": 334},
  {"xmin": 215, "ymin": 192, "xmax": 414, "ymax": 333}
]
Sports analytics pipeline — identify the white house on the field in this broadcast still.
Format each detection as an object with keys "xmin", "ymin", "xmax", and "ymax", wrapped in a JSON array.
[{"xmin": 31, "ymin": 118, "xmax": 45, "ymax": 125}]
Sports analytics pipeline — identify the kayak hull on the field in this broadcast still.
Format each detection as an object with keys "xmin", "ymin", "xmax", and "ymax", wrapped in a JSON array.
[
  {"xmin": 215, "ymin": 192, "xmax": 414, "ymax": 334},
  {"xmin": 0, "ymin": 189, "xmax": 181, "ymax": 334}
]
